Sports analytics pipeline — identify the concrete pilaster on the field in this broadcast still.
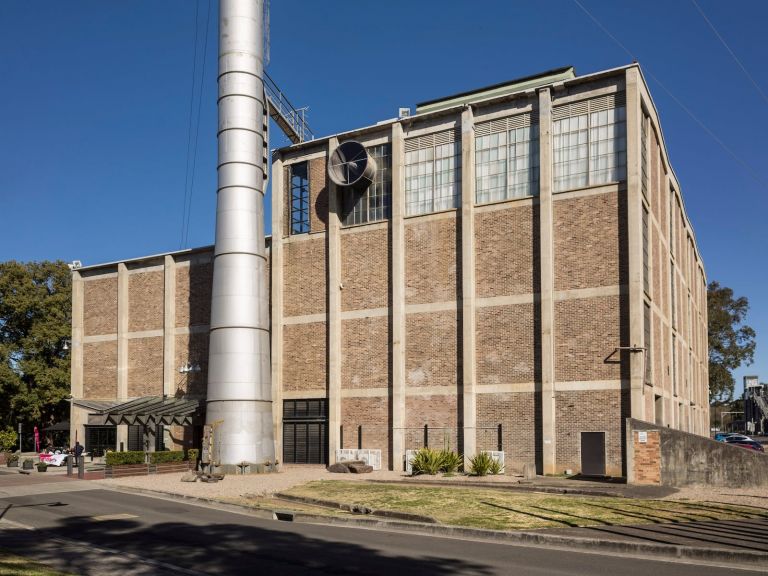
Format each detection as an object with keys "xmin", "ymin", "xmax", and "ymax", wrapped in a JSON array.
[
  {"xmin": 163, "ymin": 255, "xmax": 176, "ymax": 397},
  {"xmin": 70, "ymin": 271, "xmax": 84, "ymax": 449},
  {"xmin": 270, "ymin": 154, "xmax": 285, "ymax": 462},
  {"xmin": 538, "ymin": 88, "xmax": 557, "ymax": 475},
  {"xmin": 117, "ymin": 262, "xmax": 129, "ymax": 450},
  {"xmin": 327, "ymin": 137, "xmax": 342, "ymax": 462},
  {"xmin": 391, "ymin": 122, "xmax": 406, "ymax": 471},
  {"xmin": 626, "ymin": 67, "xmax": 645, "ymax": 420},
  {"xmin": 460, "ymin": 106, "xmax": 477, "ymax": 466}
]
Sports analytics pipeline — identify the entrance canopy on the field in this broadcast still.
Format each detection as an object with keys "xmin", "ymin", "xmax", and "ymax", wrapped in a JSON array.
[{"xmin": 88, "ymin": 397, "xmax": 204, "ymax": 427}]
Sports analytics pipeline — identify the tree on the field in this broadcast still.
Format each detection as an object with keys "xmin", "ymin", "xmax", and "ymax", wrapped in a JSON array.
[
  {"xmin": 708, "ymin": 281, "xmax": 756, "ymax": 403},
  {"xmin": 0, "ymin": 261, "xmax": 71, "ymax": 430}
]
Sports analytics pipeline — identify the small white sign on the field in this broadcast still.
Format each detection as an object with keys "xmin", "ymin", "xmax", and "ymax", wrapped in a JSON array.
[{"xmin": 638, "ymin": 431, "xmax": 648, "ymax": 444}]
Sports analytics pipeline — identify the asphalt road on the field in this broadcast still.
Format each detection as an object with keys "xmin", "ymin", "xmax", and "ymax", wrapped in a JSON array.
[{"xmin": 0, "ymin": 486, "xmax": 764, "ymax": 576}]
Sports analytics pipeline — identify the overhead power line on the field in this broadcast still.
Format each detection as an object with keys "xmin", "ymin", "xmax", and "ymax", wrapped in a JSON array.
[
  {"xmin": 180, "ymin": 0, "xmax": 201, "ymax": 250},
  {"xmin": 571, "ymin": 0, "xmax": 768, "ymax": 190},
  {"xmin": 690, "ymin": 0, "xmax": 768, "ymax": 107}
]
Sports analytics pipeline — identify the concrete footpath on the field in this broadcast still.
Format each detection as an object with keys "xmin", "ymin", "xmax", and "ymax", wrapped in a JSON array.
[{"xmin": 2, "ymin": 467, "xmax": 767, "ymax": 570}]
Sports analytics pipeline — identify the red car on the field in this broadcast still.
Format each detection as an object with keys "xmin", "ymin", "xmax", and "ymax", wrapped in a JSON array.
[{"xmin": 728, "ymin": 440, "xmax": 765, "ymax": 452}]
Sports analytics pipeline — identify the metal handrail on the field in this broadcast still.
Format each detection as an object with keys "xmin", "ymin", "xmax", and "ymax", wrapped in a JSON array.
[{"xmin": 263, "ymin": 71, "xmax": 313, "ymax": 143}]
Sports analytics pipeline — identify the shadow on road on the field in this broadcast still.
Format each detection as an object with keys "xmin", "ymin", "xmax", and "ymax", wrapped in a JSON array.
[{"xmin": 4, "ymin": 513, "xmax": 497, "ymax": 576}]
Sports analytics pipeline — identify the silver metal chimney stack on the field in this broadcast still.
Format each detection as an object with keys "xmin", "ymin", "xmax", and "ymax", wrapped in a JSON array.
[{"xmin": 206, "ymin": 0, "xmax": 273, "ymax": 468}]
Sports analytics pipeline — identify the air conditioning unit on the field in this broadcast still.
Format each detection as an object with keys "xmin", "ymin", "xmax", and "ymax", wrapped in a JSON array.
[{"xmin": 398, "ymin": 107, "xmax": 411, "ymax": 119}]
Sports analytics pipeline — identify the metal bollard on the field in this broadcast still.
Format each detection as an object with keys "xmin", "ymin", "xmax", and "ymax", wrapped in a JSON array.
[
  {"xmin": 66, "ymin": 455, "xmax": 73, "ymax": 476},
  {"xmin": 77, "ymin": 456, "xmax": 84, "ymax": 479}
]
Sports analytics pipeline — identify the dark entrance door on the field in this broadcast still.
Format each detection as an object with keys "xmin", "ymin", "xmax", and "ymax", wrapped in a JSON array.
[
  {"xmin": 127, "ymin": 425, "xmax": 143, "ymax": 451},
  {"xmin": 283, "ymin": 399, "xmax": 327, "ymax": 464},
  {"xmin": 580, "ymin": 431, "xmax": 606, "ymax": 476},
  {"xmin": 85, "ymin": 425, "xmax": 117, "ymax": 457}
]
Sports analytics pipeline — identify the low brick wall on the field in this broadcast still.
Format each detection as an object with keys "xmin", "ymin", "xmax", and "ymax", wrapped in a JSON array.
[{"xmin": 627, "ymin": 418, "xmax": 768, "ymax": 488}]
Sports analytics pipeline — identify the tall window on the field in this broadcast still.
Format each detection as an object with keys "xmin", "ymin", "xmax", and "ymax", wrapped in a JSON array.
[
  {"xmin": 641, "ymin": 114, "xmax": 649, "ymax": 199},
  {"xmin": 644, "ymin": 303, "xmax": 652, "ymax": 384},
  {"xmin": 290, "ymin": 161, "xmax": 309, "ymax": 234},
  {"xmin": 552, "ymin": 93, "xmax": 627, "ymax": 192},
  {"xmin": 475, "ymin": 114, "xmax": 539, "ymax": 204},
  {"xmin": 405, "ymin": 129, "xmax": 461, "ymax": 216},
  {"xmin": 642, "ymin": 206, "xmax": 649, "ymax": 295},
  {"xmin": 343, "ymin": 144, "xmax": 391, "ymax": 226}
]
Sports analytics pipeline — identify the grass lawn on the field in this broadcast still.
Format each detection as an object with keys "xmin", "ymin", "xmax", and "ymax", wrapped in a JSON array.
[
  {"xmin": 274, "ymin": 481, "xmax": 768, "ymax": 531},
  {"xmin": 0, "ymin": 550, "xmax": 74, "ymax": 576}
]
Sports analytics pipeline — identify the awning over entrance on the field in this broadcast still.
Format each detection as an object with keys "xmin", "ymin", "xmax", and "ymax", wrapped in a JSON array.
[{"xmin": 88, "ymin": 397, "xmax": 204, "ymax": 427}]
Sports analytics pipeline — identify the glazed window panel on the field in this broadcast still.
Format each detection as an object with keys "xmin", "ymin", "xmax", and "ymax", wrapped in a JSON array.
[
  {"xmin": 405, "ymin": 130, "xmax": 461, "ymax": 216},
  {"xmin": 553, "ymin": 93, "xmax": 626, "ymax": 192},
  {"xmin": 342, "ymin": 144, "xmax": 392, "ymax": 226},
  {"xmin": 475, "ymin": 114, "xmax": 539, "ymax": 204},
  {"xmin": 290, "ymin": 161, "xmax": 310, "ymax": 234}
]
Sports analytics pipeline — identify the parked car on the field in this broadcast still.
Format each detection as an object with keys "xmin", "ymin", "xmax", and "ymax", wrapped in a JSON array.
[
  {"xmin": 724, "ymin": 434, "xmax": 754, "ymax": 443},
  {"xmin": 728, "ymin": 440, "xmax": 765, "ymax": 452},
  {"xmin": 714, "ymin": 432, "xmax": 738, "ymax": 442}
]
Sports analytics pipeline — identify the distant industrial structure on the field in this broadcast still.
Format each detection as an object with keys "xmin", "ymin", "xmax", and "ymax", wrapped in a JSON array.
[
  {"xmin": 744, "ymin": 375, "xmax": 768, "ymax": 435},
  {"xmin": 69, "ymin": 55, "xmax": 709, "ymax": 476}
]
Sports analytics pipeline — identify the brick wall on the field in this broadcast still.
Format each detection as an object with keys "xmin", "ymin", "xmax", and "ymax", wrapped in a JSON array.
[
  {"xmin": 341, "ymin": 228, "xmax": 389, "ymax": 311},
  {"xmin": 554, "ymin": 295, "xmax": 626, "ymax": 382},
  {"xmin": 84, "ymin": 277, "xmax": 117, "ymax": 336},
  {"xmin": 341, "ymin": 397, "xmax": 390, "ymax": 467},
  {"xmin": 174, "ymin": 332, "xmax": 209, "ymax": 397},
  {"xmin": 309, "ymin": 156, "xmax": 328, "ymax": 233},
  {"xmin": 341, "ymin": 316, "xmax": 389, "ymax": 390},
  {"xmin": 175, "ymin": 261, "xmax": 212, "ymax": 327},
  {"xmin": 127, "ymin": 336, "xmax": 164, "ymax": 397},
  {"xmin": 476, "ymin": 392, "xmax": 537, "ymax": 472},
  {"xmin": 405, "ymin": 395, "xmax": 458, "ymax": 452},
  {"xmin": 405, "ymin": 217, "xmax": 458, "ymax": 304},
  {"xmin": 554, "ymin": 191, "xmax": 624, "ymax": 291},
  {"xmin": 475, "ymin": 205, "xmax": 534, "ymax": 297},
  {"xmin": 283, "ymin": 322, "xmax": 327, "ymax": 393},
  {"xmin": 632, "ymin": 429, "xmax": 661, "ymax": 484},
  {"xmin": 405, "ymin": 310, "xmax": 459, "ymax": 388},
  {"xmin": 283, "ymin": 238, "xmax": 327, "ymax": 317},
  {"xmin": 555, "ymin": 389, "xmax": 627, "ymax": 476},
  {"xmin": 128, "ymin": 270, "xmax": 164, "ymax": 332},
  {"xmin": 476, "ymin": 303, "xmax": 537, "ymax": 385},
  {"xmin": 83, "ymin": 340, "xmax": 117, "ymax": 398}
]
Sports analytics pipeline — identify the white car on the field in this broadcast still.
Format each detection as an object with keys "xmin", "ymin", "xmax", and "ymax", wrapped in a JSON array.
[{"xmin": 724, "ymin": 434, "xmax": 754, "ymax": 444}]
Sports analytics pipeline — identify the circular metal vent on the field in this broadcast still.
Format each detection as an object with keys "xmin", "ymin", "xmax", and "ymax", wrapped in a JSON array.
[{"xmin": 328, "ymin": 140, "xmax": 377, "ymax": 189}]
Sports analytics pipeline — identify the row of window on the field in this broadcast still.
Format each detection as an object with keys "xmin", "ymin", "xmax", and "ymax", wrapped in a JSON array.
[{"xmin": 290, "ymin": 94, "xmax": 627, "ymax": 233}]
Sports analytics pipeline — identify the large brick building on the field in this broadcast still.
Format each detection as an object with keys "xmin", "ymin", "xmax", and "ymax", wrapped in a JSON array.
[{"xmin": 70, "ymin": 63, "xmax": 708, "ymax": 476}]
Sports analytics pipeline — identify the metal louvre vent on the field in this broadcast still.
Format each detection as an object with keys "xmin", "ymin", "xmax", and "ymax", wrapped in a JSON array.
[
  {"xmin": 552, "ymin": 92, "xmax": 626, "ymax": 121},
  {"xmin": 404, "ymin": 128, "xmax": 459, "ymax": 153},
  {"xmin": 475, "ymin": 112, "xmax": 538, "ymax": 137}
]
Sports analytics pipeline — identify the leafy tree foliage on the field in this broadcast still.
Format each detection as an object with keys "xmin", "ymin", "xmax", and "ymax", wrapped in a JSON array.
[
  {"xmin": 708, "ymin": 281, "xmax": 756, "ymax": 403},
  {"xmin": 0, "ymin": 261, "xmax": 71, "ymax": 429}
]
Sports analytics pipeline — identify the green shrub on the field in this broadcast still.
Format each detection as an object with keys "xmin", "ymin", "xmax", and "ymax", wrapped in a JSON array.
[
  {"xmin": 469, "ymin": 452, "xmax": 494, "ymax": 476},
  {"xmin": 105, "ymin": 451, "xmax": 145, "ymax": 466},
  {"xmin": 0, "ymin": 427, "xmax": 17, "ymax": 453},
  {"xmin": 186, "ymin": 448, "xmax": 199, "ymax": 463},
  {"xmin": 149, "ymin": 451, "xmax": 184, "ymax": 464},
  {"xmin": 410, "ymin": 447, "xmax": 444, "ymax": 475},
  {"xmin": 438, "ymin": 449, "xmax": 463, "ymax": 473},
  {"xmin": 36, "ymin": 462, "xmax": 48, "ymax": 471},
  {"xmin": 6, "ymin": 452, "xmax": 19, "ymax": 464}
]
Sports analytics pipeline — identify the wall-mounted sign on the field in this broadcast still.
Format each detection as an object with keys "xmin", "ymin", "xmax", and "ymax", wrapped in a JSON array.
[{"xmin": 638, "ymin": 431, "xmax": 648, "ymax": 444}]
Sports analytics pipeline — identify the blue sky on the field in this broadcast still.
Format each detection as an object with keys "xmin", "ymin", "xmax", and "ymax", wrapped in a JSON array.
[{"xmin": 1, "ymin": 1, "xmax": 766, "ymax": 395}]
